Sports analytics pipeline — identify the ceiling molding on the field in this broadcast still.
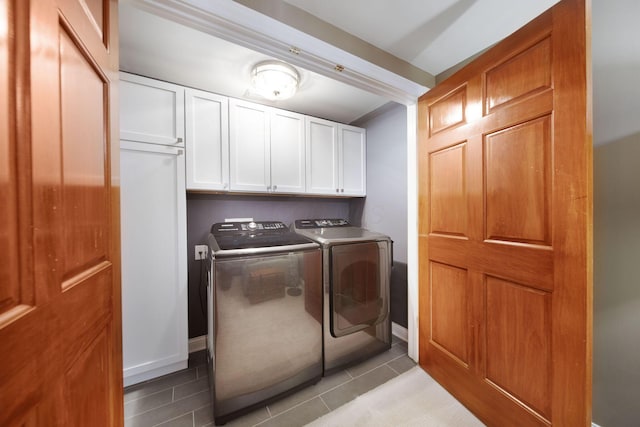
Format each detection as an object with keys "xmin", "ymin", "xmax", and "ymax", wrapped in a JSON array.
[
  {"xmin": 126, "ymin": 0, "xmax": 430, "ymax": 105},
  {"xmin": 233, "ymin": 0, "xmax": 435, "ymax": 88}
]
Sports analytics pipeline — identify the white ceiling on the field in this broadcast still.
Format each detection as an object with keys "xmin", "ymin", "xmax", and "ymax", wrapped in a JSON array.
[
  {"xmin": 119, "ymin": 3, "xmax": 391, "ymax": 124},
  {"xmin": 120, "ymin": 0, "xmax": 640, "ymax": 144},
  {"xmin": 281, "ymin": 0, "xmax": 558, "ymax": 76}
]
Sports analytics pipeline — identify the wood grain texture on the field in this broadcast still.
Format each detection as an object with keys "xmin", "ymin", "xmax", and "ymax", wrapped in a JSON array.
[
  {"xmin": 0, "ymin": 0, "xmax": 19, "ymax": 317},
  {"xmin": 485, "ymin": 115, "xmax": 551, "ymax": 245},
  {"xmin": 430, "ymin": 262, "xmax": 469, "ymax": 366},
  {"xmin": 429, "ymin": 143, "xmax": 467, "ymax": 236},
  {"xmin": 0, "ymin": 0, "xmax": 123, "ymax": 425},
  {"xmin": 428, "ymin": 85, "xmax": 466, "ymax": 136},
  {"xmin": 485, "ymin": 37, "xmax": 551, "ymax": 113},
  {"xmin": 485, "ymin": 276, "xmax": 551, "ymax": 420},
  {"xmin": 418, "ymin": 0, "xmax": 591, "ymax": 425}
]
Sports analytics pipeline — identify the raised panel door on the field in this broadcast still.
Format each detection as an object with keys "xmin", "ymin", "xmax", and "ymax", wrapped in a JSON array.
[
  {"xmin": 185, "ymin": 88, "xmax": 229, "ymax": 191},
  {"xmin": 0, "ymin": 0, "xmax": 123, "ymax": 425},
  {"xmin": 418, "ymin": 0, "xmax": 591, "ymax": 425}
]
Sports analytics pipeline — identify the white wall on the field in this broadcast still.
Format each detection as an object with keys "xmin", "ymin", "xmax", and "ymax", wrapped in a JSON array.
[{"xmin": 593, "ymin": 132, "xmax": 640, "ymax": 427}]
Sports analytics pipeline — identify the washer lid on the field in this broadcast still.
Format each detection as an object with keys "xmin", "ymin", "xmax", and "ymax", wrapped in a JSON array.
[{"xmin": 210, "ymin": 221, "xmax": 318, "ymax": 255}]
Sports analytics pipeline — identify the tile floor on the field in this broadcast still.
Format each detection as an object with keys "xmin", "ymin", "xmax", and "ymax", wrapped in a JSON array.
[{"xmin": 124, "ymin": 336, "xmax": 414, "ymax": 427}]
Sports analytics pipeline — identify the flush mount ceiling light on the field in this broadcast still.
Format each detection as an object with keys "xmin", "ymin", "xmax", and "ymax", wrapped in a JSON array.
[{"xmin": 251, "ymin": 60, "xmax": 300, "ymax": 101}]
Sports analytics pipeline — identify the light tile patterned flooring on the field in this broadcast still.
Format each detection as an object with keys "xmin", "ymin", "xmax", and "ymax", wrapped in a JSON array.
[{"xmin": 124, "ymin": 336, "xmax": 414, "ymax": 427}]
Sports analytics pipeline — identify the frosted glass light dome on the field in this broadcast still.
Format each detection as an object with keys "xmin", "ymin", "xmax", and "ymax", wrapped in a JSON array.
[{"xmin": 251, "ymin": 60, "xmax": 300, "ymax": 100}]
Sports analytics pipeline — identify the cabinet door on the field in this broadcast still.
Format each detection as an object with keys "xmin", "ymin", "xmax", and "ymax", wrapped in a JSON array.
[
  {"xmin": 120, "ymin": 141, "xmax": 188, "ymax": 386},
  {"xmin": 270, "ymin": 109, "xmax": 305, "ymax": 194},
  {"xmin": 185, "ymin": 89, "xmax": 229, "ymax": 191},
  {"xmin": 120, "ymin": 72, "xmax": 185, "ymax": 146},
  {"xmin": 306, "ymin": 116, "xmax": 339, "ymax": 195},
  {"xmin": 339, "ymin": 124, "xmax": 366, "ymax": 196},
  {"xmin": 229, "ymin": 99, "xmax": 270, "ymax": 192}
]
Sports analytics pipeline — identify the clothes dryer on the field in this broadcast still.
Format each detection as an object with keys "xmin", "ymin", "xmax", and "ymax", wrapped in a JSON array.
[{"xmin": 292, "ymin": 219, "xmax": 392, "ymax": 374}]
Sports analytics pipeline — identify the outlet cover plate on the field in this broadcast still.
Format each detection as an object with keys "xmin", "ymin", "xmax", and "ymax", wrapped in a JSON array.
[{"xmin": 195, "ymin": 245, "xmax": 208, "ymax": 260}]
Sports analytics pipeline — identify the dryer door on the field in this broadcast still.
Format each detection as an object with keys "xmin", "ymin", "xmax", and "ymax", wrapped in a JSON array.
[{"xmin": 329, "ymin": 241, "xmax": 390, "ymax": 337}]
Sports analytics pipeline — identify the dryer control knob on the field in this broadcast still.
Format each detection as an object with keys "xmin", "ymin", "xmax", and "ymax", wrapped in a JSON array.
[{"xmin": 247, "ymin": 221, "xmax": 258, "ymax": 230}]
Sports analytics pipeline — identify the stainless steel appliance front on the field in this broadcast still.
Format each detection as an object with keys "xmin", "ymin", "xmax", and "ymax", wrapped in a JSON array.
[
  {"xmin": 292, "ymin": 219, "xmax": 392, "ymax": 374},
  {"xmin": 207, "ymin": 222, "xmax": 322, "ymax": 424}
]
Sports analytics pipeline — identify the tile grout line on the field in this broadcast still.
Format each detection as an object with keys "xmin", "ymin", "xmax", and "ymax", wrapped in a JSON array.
[
  {"xmin": 150, "ymin": 409, "xmax": 195, "ymax": 427},
  {"xmin": 257, "ymin": 374, "xmax": 355, "ymax": 423},
  {"xmin": 254, "ymin": 354, "xmax": 411, "ymax": 423},
  {"xmin": 123, "ymin": 388, "xmax": 174, "ymax": 415},
  {"xmin": 124, "ymin": 370, "xmax": 200, "ymax": 404},
  {"xmin": 319, "ymin": 395, "xmax": 332, "ymax": 412},
  {"xmin": 347, "ymin": 353, "xmax": 409, "ymax": 379},
  {"xmin": 124, "ymin": 390, "xmax": 210, "ymax": 421}
]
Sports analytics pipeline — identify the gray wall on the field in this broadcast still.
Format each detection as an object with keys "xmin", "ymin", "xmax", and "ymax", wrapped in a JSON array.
[
  {"xmin": 352, "ymin": 103, "xmax": 408, "ymax": 263},
  {"xmin": 352, "ymin": 103, "xmax": 408, "ymax": 328},
  {"xmin": 593, "ymin": 132, "xmax": 640, "ymax": 427},
  {"xmin": 186, "ymin": 194, "xmax": 351, "ymax": 338}
]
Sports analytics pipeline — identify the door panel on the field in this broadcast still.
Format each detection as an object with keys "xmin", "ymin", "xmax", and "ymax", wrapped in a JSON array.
[
  {"xmin": 430, "ymin": 262, "xmax": 469, "ymax": 366},
  {"xmin": 60, "ymin": 26, "xmax": 109, "ymax": 278},
  {"xmin": 485, "ymin": 37, "xmax": 551, "ymax": 112},
  {"xmin": 418, "ymin": 0, "xmax": 591, "ymax": 425},
  {"xmin": 0, "ymin": 0, "xmax": 122, "ymax": 425},
  {"xmin": 484, "ymin": 116, "xmax": 551, "ymax": 245},
  {"xmin": 485, "ymin": 276, "xmax": 551, "ymax": 419},
  {"xmin": 429, "ymin": 142, "xmax": 467, "ymax": 236}
]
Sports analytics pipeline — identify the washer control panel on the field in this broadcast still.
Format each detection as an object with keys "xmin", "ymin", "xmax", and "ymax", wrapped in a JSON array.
[{"xmin": 212, "ymin": 221, "xmax": 286, "ymax": 234}]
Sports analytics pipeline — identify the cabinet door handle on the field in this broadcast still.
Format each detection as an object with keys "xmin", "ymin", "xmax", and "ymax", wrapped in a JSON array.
[
  {"xmin": 175, "ymin": 137, "xmax": 183, "ymax": 143},
  {"xmin": 341, "ymin": 188, "xmax": 344, "ymax": 193},
  {"xmin": 273, "ymin": 185, "xmax": 277, "ymax": 191},
  {"xmin": 267, "ymin": 185, "xmax": 271, "ymax": 191},
  {"xmin": 336, "ymin": 188, "xmax": 339, "ymax": 193},
  {"xmin": 177, "ymin": 149, "xmax": 184, "ymax": 155}
]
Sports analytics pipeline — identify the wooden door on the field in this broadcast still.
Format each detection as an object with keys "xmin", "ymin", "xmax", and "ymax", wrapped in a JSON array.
[
  {"xmin": 417, "ymin": 0, "xmax": 591, "ymax": 426},
  {"xmin": 0, "ymin": 0, "xmax": 122, "ymax": 425}
]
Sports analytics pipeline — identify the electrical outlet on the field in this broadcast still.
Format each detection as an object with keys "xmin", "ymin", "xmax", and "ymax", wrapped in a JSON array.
[{"xmin": 195, "ymin": 245, "xmax": 208, "ymax": 260}]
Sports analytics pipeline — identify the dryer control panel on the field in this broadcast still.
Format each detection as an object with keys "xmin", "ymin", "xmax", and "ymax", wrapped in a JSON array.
[{"xmin": 294, "ymin": 219, "xmax": 350, "ymax": 229}]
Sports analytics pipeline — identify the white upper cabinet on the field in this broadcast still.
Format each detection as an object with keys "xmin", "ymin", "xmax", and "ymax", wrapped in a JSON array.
[
  {"xmin": 306, "ymin": 117, "xmax": 339, "ymax": 195},
  {"xmin": 121, "ymin": 73, "xmax": 364, "ymax": 197},
  {"xmin": 270, "ymin": 109, "xmax": 305, "ymax": 194},
  {"xmin": 338, "ymin": 124, "xmax": 366, "ymax": 196},
  {"xmin": 185, "ymin": 88, "xmax": 229, "ymax": 191},
  {"xmin": 229, "ymin": 99, "xmax": 271, "ymax": 192},
  {"xmin": 306, "ymin": 117, "xmax": 366, "ymax": 196},
  {"xmin": 120, "ymin": 72, "xmax": 185, "ymax": 146},
  {"xmin": 229, "ymin": 99, "xmax": 306, "ymax": 194}
]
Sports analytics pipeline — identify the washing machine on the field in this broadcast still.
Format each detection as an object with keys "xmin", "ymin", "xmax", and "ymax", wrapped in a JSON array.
[
  {"xmin": 207, "ymin": 220, "xmax": 323, "ymax": 424},
  {"xmin": 292, "ymin": 218, "xmax": 392, "ymax": 374}
]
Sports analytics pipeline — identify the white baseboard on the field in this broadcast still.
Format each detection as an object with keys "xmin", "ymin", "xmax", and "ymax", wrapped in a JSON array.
[
  {"xmin": 189, "ymin": 335, "xmax": 207, "ymax": 353},
  {"xmin": 124, "ymin": 360, "xmax": 187, "ymax": 387},
  {"xmin": 392, "ymin": 322, "xmax": 408, "ymax": 342},
  {"xmin": 592, "ymin": 423, "xmax": 602, "ymax": 427}
]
